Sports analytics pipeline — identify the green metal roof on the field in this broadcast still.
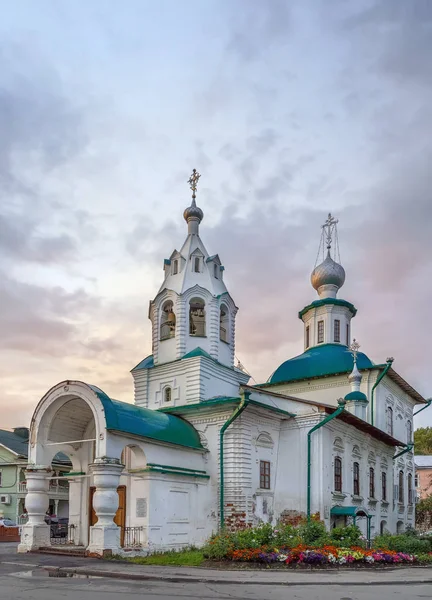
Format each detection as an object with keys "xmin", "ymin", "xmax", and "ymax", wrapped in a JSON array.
[
  {"xmin": 89, "ymin": 386, "xmax": 203, "ymax": 450},
  {"xmin": 267, "ymin": 343, "xmax": 374, "ymax": 385},
  {"xmin": 182, "ymin": 347, "xmax": 213, "ymax": 360},
  {"xmin": 298, "ymin": 298, "xmax": 357, "ymax": 320},
  {"xmin": 330, "ymin": 506, "xmax": 369, "ymax": 517},
  {"xmin": 131, "ymin": 355, "xmax": 154, "ymax": 371},
  {"xmin": 345, "ymin": 391, "xmax": 368, "ymax": 403}
]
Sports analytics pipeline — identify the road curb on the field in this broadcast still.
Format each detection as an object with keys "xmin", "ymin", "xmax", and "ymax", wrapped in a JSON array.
[{"xmin": 42, "ymin": 566, "xmax": 432, "ymax": 586}]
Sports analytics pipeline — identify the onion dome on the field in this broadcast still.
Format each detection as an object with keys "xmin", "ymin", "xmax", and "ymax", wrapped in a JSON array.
[
  {"xmin": 183, "ymin": 198, "xmax": 204, "ymax": 224},
  {"xmin": 311, "ymin": 252, "xmax": 345, "ymax": 295},
  {"xmin": 344, "ymin": 390, "xmax": 368, "ymax": 403}
]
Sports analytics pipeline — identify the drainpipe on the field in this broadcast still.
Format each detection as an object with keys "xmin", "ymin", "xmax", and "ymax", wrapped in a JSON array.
[
  {"xmin": 370, "ymin": 357, "xmax": 394, "ymax": 427},
  {"xmin": 219, "ymin": 390, "xmax": 251, "ymax": 529},
  {"xmin": 307, "ymin": 398, "xmax": 346, "ymax": 522},
  {"xmin": 414, "ymin": 398, "xmax": 432, "ymax": 417},
  {"xmin": 393, "ymin": 443, "xmax": 413, "ymax": 460}
]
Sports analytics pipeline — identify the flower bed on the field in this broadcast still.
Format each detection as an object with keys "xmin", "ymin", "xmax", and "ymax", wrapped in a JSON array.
[{"xmin": 229, "ymin": 545, "xmax": 416, "ymax": 566}]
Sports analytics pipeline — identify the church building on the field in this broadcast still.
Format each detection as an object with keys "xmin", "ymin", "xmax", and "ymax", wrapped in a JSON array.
[{"xmin": 18, "ymin": 171, "xmax": 425, "ymax": 556}]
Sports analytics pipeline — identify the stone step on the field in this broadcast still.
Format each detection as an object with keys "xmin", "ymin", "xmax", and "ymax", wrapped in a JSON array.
[{"xmin": 36, "ymin": 546, "xmax": 87, "ymax": 557}]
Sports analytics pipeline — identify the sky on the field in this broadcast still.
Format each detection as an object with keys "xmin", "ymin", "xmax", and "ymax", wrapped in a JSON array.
[{"xmin": 1, "ymin": 0, "xmax": 431, "ymax": 430}]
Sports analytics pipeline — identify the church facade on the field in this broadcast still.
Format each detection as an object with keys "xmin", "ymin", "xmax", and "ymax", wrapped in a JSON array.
[{"xmin": 19, "ymin": 172, "xmax": 425, "ymax": 556}]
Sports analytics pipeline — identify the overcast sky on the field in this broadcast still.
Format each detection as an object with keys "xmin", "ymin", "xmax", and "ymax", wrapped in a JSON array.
[{"xmin": 1, "ymin": 0, "xmax": 431, "ymax": 430}]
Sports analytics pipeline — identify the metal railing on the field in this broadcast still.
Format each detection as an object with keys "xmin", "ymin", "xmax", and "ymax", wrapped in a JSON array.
[
  {"xmin": 18, "ymin": 482, "xmax": 69, "ymax": 496},
  {"xmin": 50, "ymin": 524, "xmax": 77, "ymax": 545},
  {"xmin": 122, "ymin": 526, "xmax": 144, "ymax": 548},
  {"xmin": 18, "ymin": 482, "xmax": 27, "ymax": 493}
]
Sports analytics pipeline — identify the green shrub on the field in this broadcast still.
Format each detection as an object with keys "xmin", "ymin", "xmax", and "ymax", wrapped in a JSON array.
[
  {"xmin": 373, "ymin": 533, "xmax": 432, "ymax": 554},
  {"xmin": 231, "ymin": 522, "xmax": 274, "ymax": 549},
  {"xmin": 202, "ymin": 531, "xmax": 234, "ymax": 560},
  {"xmin": 272, "ymin": 524, "xmax": 302, "ymax": 549},
  {"xmin": 330, "ymin": 525, "xmax": 363, "ymax": 547},
  {"xmin": 296, "ymin": 519, "xmax": 329, "ymax": 546}
]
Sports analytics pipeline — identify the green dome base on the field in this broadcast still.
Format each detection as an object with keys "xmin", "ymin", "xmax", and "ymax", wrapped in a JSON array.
[{"xmin": 345, "ymin": 390, "xmax": 368, "ymax": 403}]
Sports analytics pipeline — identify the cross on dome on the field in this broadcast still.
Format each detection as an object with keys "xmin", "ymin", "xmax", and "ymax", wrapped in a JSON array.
[
  {"xmin": 322, "ymin": 213, "xmax": 338, "ymax": 251},
  {"xmin": 188, "ymin": 168, "xmax": 201, "ymax": 200},
  {"xmin": 350, "ymin": 338, "xmax": 361, "ymax": 364}
]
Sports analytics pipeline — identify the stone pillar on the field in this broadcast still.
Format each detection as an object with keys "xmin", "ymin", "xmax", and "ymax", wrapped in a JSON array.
[
  {"xmin": 17, "ymin": 466, "xmax": 52, "ymax": 553},
  {"xmin": 87, "ymin": 458, "xmax": 123, "ymax": 557},
  {"xmin": 54, "ymin": 499, "xmax": 59, "ymax": 517}
]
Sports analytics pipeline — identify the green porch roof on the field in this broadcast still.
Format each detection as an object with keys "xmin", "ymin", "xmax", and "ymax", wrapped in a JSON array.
[
  {"xmin": 267, "ymin": 343, "xmax": 374, "ymax": 385},
  {"xmin": 158, "ymin": 396, "xmax": 296, "ymax": 418},
  {"xmin": 89, "ymin": 386, "xmax": 203, "ymax": 450},
  {"xmin": 331, "ymin": 506, "xmax": 369, "ymax": 517}
]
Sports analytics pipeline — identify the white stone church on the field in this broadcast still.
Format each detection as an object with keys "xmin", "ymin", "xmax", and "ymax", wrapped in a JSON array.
[{"xmin": 19, "ymin": 171, "xmax": 425, "ymax": 556}]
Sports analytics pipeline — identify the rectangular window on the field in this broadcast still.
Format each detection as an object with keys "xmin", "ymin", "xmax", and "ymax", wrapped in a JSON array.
[
  {"xmin": 346, "ymin": 323, "xmax": 350, "ymax": 345},
  {"xmin": 369, "ymin": 467, "xmax": 375, "ymax": 498},
  {"xmin": 317, "ymin": 321, "xmax": 324, "ymax": 344},
  {"xmin": 334, "ymin": 457, "xmax": 342, "ymax": 492},
  {"xmin": 382, "ymin": 472, "xmax": 387, "ymax": 501},
  {"xmin": 408, "ymin": 474, "xmax": 413, "ymax": 504},
  {"xmin": 194, "ymin": 257, "xmax": 200, "ymax": 272},
  {"xmin": 334, "ymin": 319, "xmax": 340, "ymax": 343},
  {"xmin": 398, "ymin": 471, "xmax": 404, "ymax": 504},
  {"xmin": 415, "ymin": 474, "xmax": 419, "ymax": 488},
  {"xmin": 260, "ymin": 460, "xmax": 270, "ymax": 489},
  {"xmin": 173, "ymin": 260, "xmax": 178, "ymax": 275},
  {"xmin": 353, "ymin": 462, "xmax": 360, "ymax": 496},
  {"xmin": 306, "ymin": 326, "xmax": 310, "ymax": 349},
  {"xmin": 0, "ymin": 470, "xmax": 2, "ymax": 487}
]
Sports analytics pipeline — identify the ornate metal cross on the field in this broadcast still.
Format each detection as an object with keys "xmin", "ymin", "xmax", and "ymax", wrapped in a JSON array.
[
  {"xmin": 322, "ymin": 213, "xmax": 338, "ymax": 250},
  {"xmin": 350, "ymin": 338, "xmax": 360, "ymax": 363},
  {"xmin": 188, "ymin": 168, "xmax": 201, "ymax": 200}
]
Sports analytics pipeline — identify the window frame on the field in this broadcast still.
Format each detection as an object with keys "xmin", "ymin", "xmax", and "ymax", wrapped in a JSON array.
[
  {"xmin": 369, "ymin": 466, "xmax": 375, "ymax": 498},
  {"xmin": 334, "ymin": 457, "xmax": 342, "ymax": 492},
  {"xmin": 306, "ymin": 325, "xmax": 310, "ymax": 349},
  {"xmin": 408, "ymin": 473, "xmax": 413, "ymax": 505},
  {"xmin": 194, "ymin": 257, "xmax": 200, "ymax": 273},
  {"xmin": 382, "ymin": 471, "xmax": 387, "ymax": 501},
  {"xmin": 346, "ymin": 323, "xmax": 350, "ymax": 345},
  {"xmin": 214, "ymin": 263, "xmax": 218, "ymax": 278},
  {"xmin": 259, "ymin": 460, "xmax": 271, "ymax": 490},
  {"xmin": 334, "ymin": 319, "xmax": 340, "ymax": 343},
  {"xmin": 173, "ymin": 260, "xmax": 178, "ymax": 275},
  {"xmin": 386, "ymin": 406, "xmax": 393, "ymax": 436},
  {"xmin": 317, "ymin": 320, "xmax": 324, "ymax": 344},
  {"xmin": 353, "ymin": 461, "xmax": 360, "ymax": 496},
  {"xmin": 189, "ymin": 298, "xmax": 206, "ymax": 337},
  {"xmin": 164, "ymin": 387, "xmax": 172, "ymax": 403}
]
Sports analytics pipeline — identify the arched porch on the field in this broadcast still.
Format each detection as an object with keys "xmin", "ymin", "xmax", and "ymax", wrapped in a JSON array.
[{"xmin": 18, "ymin": 380, "xmax": 207, "ymax": 556}]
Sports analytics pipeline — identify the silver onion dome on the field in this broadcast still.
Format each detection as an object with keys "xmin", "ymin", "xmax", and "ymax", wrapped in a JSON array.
[
  {"xmin": 311, "ymin": 252, "xmax": 346, "ymax": 292},
  {"xmin": 183, "ymin": 198, "xmax": 204, "ymax": 224}
]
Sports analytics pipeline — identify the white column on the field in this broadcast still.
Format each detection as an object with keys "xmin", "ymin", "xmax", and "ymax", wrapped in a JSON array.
[
  {"xmin": 87, "ymin": 458, "xmax": 123, "ymax": 557},
  {"xmin": 54, "ymin": 499, "xmax": 59, "ymax": 517},
  {"xmin": 17, "ymin": 467, "xmax": 52, "ymax": 553}
]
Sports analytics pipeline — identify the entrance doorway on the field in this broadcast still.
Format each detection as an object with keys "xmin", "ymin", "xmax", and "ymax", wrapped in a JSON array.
[{"xmin": 89, "ymin": 485, "xmax": 127, "ymax": 547}]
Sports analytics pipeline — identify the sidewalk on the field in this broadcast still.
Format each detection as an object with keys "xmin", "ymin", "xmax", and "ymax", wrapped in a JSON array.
[{"xmin": 42, "ymin": 561, "xmax": 432, "ymax": 586}]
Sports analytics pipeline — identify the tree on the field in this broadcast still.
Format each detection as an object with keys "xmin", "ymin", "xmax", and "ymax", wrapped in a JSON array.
[{"xmin": 414, "ymin": 427, "xmax": 432, "ymax": 455}]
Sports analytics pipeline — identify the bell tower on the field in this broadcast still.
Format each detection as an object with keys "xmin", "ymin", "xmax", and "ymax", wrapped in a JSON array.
[
  {"xmin": 299, "ymin": 214, "xmax": 357, "ymax": 349},
  {"xmin": 132, "ymin": 170, "xmax": 249, "ymax": 409}
]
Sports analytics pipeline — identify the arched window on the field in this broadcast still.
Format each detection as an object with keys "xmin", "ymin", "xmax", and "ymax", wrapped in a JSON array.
[
  {"xmin": 214, "ymin": 263, "xmax": 218, "ymax": 278},
  {"xmin": 353, "ymin": 462, "xmax": 360, "ymax": 496},
  {"xmin": 189, "ymin": 298, "xmax": 206, "ymax": 337},
  {"xmin": 386, "ymin": 406, "xmax": 393, "ymax": 436},
  {"xmin": 305, "ymin": 326, "xmax": 310, "ymax": 349},
  {"xmin": 382, "ymin": 471, "xmax": 387, "ymax": 501},
  {"xmin": 334, "ymin": 319, "xmax": 340, "ymax": 343},
  {"xmin": 408, "ymin": 473, "xmax": 413, "ymax": 504},
  {"xmin": 369, "ymin": 467, "xmax": 375, "ymax": 498},
  {"xmin": 380, "ymin": 520, "xmax": 387, "ymax": 535},
  {"xmin": 194, "ymin": 257, "xmax": 200, "ymax": 273},
  {"xmin": 398, "ymin": 470, "xmax": 404, "ymax": 504},
  {"xmin": 173, "ymin": 260, "xmax": 178, "ymax": 275},
  {"xmin": 164, "ymin": 387, "xmax": 172, "ymax": 403},
  {"xmin": 317, "ymin": 320, "xmax": 324, "ymax": 344},
  {"xmin": 160, "ymin": 301, "xmax": 176, "ymax": 340},
  {"xmin": 407, "ymin": 420, "xmax": 412, "ymax": 444},
  {"xmin": 220, "ymin": 305, "xmax": 229, "ymax": 342},
  {"xmin": 334, "ymin": 457, "xmax": 342, "ymax": 492}
]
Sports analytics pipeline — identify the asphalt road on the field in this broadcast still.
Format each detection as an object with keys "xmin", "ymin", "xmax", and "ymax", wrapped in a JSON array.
[{"xmin": 0, "ymin": 545, "xmax": 430, "ymax": 599}]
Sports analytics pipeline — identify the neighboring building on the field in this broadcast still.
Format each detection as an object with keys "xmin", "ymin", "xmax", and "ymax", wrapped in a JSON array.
[
  {"xmin": 19, "ymin": 173, "xmax": 426, "ymax": 556},
  {"xmin": 0, "ymin": 427, "xmax": 71, "ymax": 523},
  {"xmin": 414, "ymin": 456, "xmax": 432, "ymax": 500}
]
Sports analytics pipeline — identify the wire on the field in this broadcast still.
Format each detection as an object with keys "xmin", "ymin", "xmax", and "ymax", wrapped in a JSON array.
[{"xmin": 235, "ymin": 355, "xmax": 257, "ymax": 384}]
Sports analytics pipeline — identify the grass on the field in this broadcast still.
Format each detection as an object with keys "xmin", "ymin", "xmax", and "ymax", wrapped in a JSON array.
[{"xmin": 120, "ymin": 549, "xmax": 205, "ymax": 567}]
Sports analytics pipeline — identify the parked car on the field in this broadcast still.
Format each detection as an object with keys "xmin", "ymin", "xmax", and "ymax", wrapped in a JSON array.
[
  {"xmin": 0, "ymin": 518, "xmax": 17, "ymax": 528},
  {"xmin": 45, "ymin": 516, "xmax": 69, "ymax": 538}
]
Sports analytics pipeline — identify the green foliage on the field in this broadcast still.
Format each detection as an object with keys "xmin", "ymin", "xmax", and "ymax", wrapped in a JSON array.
[
  {"xmin": 414, "ymin": 427, "xmax": 432, "ymax": 455},
  {"xmin": 231, "ymin": 522, "xmax": 274, "ymax": 549},
  {"xmin": 272, "ymin": 524, "xmax": 302, "ymax": 549},
  {"xmin": 203, "ymin": 531, "xmax": 234, "ymax": 560},
  {"xmin": 330, "ymin": 525, "xmax": 363, "ymax": 546},
  {"xmin": 373, "ymin": 533, "xmax": 432, "ymax": 554},
  {"xmin": 121, "ymin": 549, "xmax": 204, "ymax": 566},
  {"xmin": 296, "ymin": 519, "xmax": 329, "ymax": 546},
  {"xmin": 417, "ymin": 553, "xmax": 432, "ymax": 564}
]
